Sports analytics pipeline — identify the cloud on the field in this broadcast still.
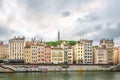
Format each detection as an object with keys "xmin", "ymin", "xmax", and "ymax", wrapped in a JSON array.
[
  {"xmin": 0, "ymin": 25, "xmax": 14, "ymax": 37},
  {"xmin": 0, "ymin": 0, "xmax": 3, "ymax": 7},
  {"xmin": 72, "ymin": 21, "xmax": 120, "ymax": 43},
  {"xmin": 62, "ymin": 11, "xmax": 71, "ymax": 17},
  {"xmin": 0, "ymin": 0, "xmax": 120, "ymax": 46},
  {"xmin": 76, "ymin": 11, "xmax": 100, "ymax": 23},
  {"xmin": 0, "ymin": 25, "xmax": 16, "ymax": 42},
  {"xmin": 94, "ymin": 24, "xmax": 102, "ymax": 31}
]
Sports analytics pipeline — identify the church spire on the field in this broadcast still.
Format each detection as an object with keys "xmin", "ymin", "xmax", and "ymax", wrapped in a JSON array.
[{"xmin": 58, "ymin": 30, "xmax": 60, "ymax": 41}]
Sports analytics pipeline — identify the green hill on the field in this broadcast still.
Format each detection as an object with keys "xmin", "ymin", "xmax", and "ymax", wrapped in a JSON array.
[{"xmin": 46, "ymin": 40, "xmax": 76, "ymax": 47}]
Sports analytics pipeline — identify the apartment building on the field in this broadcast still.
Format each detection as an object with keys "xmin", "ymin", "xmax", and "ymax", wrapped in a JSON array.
[
  {"xmin": 8, "ymin": 36, "xmax": 25, "ymax": 60},
  {"xmin": 44, "ymin": 46, "xmax": 51, "ymax": 64},
  {"xmin": 0, "ymin": 41, "xmax": 8, "ymax": 60},
  {"xmin": 74, "ymin": 39, "xmax": 93, "ymax": 64},
  {"xmin": 94, "ymin": 48, "xmax": 107, "ymax": 64},
  {"xmin": 100, "ymin": 39, "xmax": 114, "ymax": 64},
  {"xmin": 67, "ymin": 47, "xmax": 74, "ymax": 64},
  {"xmin": 51, "ymin": 48, "xmax": 64, "ymax": 64}
]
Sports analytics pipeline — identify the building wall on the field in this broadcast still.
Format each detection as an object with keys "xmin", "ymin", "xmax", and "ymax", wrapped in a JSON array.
[
  {"xmin": 100, "ymin": 39, "xmax": 114, "ymax": 64},
  {"xmin": 84, "ymin": 40, "xmax": 93, "ymax": 64},
  {"xmin": 74, "ymin": 40, "xmax": 93, "ymax": 64},
  {"xmin": 44, "ymin": 47, "xmax": 51, "ymax": 63},
  {"xmin": 113, "ymin": 48, "xmax": 119, "ymax": 65},
  {"xmin": 24, "ymin": 47, "xmax": 31, "ymax": 63},
  {"xmin": 8, "ymin": 36, "xmax": 25, "ymax": 60},
  {"xmin": 67, "ymin": 48, "xmax": 73, "ymax": 64},
  {"xmin": 51, "ymin": 48, "xmax": 64, "ymax": 64},
  {"xmin": 118, "ymin": 47, "xmax": 120, "ymax": 64},
  {"xmin": 31, "ymin": 45, "xmax": 38, "ymax": 63},
  {"xmin": 0, "ymin": 42, "xmax": 8, "ymax": 60},
  {"xmin": 38, "ymin": 45, "xmax": 45, "ymax": 64},
  {"xmin": 94, "ymin": 48, "xmax": 107, "ymax": 64},
  {"xmin": 74, "ymin": 42, "xmax": 84, "ymax": 64},
  {"xmin": 61, "ymin": 42, "xmax": 69, "ymax": 64}
]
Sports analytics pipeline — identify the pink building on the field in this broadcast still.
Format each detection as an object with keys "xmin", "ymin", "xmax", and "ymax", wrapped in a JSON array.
[
  {"xmin": 38, "ymin": 45, "xmax": 45, "ymax": 64},
  {"xmin": 44, "ymin": 46, "xmax": 51, "ymax": 64}
]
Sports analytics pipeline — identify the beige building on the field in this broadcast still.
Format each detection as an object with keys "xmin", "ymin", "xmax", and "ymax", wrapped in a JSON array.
[
  {"xmin": 74, "ymin": 39, "xmax": 93, "ymax": 64},
  {"xmin": 100, "ymin": 39, "xmax": 114, "ymax": 64},
  {"xmin": 118, "ymin": 47, "xmax": 120, "ymax": 64},
  {"xmin": 30, "ymin": 45, "xmax": 38, "ymax": 63},
  {"xmin": 0, "ymin": 41, "xmax": 8, "ymax": 60},
  {"xmin": 67, "ymin": 47, "xmax": 74, "ymax": 64},
  {"xmin": 37, "ymin": 45, "xmax": 45, "ymax": 64},
  {"xmin": 60, "ymin": 41, "xmax": 74, "ymax": 64},
  {"xmin": 51, "ymin": 48, "xmax": 64, "ymax": 64},
  {"xmin": 94, "ymin": 48, "xmax": 107, "ymax": 64},
  {"xmin": 44, "ymin": 46, "xmax": 51, "ymax": 64},
  {"xmin": 24, "ymin": 38, "xmax": 49, "ymax": 64},
  {"xmin": 24, "ymin": 46, "xmax": 31, "ymax": 63},
  {"xmin": 8, "ymin": 36, "xmax": 25, "ymax": 60},
  {"xmin": 61, "ymin": 41, "xmax": 69, "ymax": 64},
  {"xmin": 113, "ymin": 47, "xmax": 119, "ymax": 65}
]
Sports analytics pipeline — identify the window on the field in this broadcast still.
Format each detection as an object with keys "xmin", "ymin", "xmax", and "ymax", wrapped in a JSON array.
[{"xmin": 59, "ymin": 52, "xmax": 62, "ymax": 54}]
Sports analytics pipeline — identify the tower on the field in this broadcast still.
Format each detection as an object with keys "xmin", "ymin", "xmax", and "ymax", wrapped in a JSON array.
[{"xmin": 58, "ymin": 30, "xmax": 60, "ymax": 41}]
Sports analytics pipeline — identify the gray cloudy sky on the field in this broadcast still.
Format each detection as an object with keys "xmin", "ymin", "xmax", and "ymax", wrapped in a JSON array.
[{"xmin": 0, "ymin": 0, "xmax": 120, "ymax": 46}]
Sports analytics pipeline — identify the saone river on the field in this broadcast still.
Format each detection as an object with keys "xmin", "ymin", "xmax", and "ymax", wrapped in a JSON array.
[{"xmin": 0, "ymin": 72, "xmax": 120, "ymax": 80}]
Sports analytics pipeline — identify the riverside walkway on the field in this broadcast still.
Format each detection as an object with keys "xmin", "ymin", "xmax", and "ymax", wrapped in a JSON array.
[{"xmin": 0, "ymin": 64, "xmax": 116, "ymax": 72}]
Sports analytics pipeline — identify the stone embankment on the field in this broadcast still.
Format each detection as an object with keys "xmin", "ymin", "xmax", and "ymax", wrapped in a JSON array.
[
  {"xmin": 110, "ymin": 65, "xmax": 120, "ymax": 72},
  {"xmin": 0, "ymin": 64, "xmax": 15, "ymax": 72},
  {"xmin": 0, "ymin": 64, "xmax": 116, "ymax": 72}
]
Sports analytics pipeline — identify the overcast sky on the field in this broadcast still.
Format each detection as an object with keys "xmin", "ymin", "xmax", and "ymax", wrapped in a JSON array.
[{"xmin": 0, "ymin": 0, "xmax": 120, "ymax": 46}]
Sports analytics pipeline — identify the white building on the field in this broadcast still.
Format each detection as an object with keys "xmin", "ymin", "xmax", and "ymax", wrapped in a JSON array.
[
  {"xmin": 51, "ymin": 48, "xmax": 64, "ymax": 64},
  {"xmin": 74, "ymin": 39, "xmax": 93, "ymax": 64},
  {"xmin": 67, "ymin": 47, "xmax": 74, "ymax": 64},
  {"xmin": 100, "ymin": 39, "xmax": 114, "ymax": 64},
  {"xmin": 0, "ymin": 41, "xmax": 8, "ymax": 60},
  {"xmin": 94, "ymin": 48, "xmax": 107, "ymax": 64},
  {"xmin": 8, "ymin": 36, "xmax": 25, "ymax": 60},
  {"xmin": 118, "ymin": 47, "xmax": 120, "ymax": 64}
]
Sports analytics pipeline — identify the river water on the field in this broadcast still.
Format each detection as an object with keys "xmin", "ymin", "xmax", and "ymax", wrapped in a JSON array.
[{"xmin": 0, "ymin": 72, "xmax": 120, "ymax": 80}]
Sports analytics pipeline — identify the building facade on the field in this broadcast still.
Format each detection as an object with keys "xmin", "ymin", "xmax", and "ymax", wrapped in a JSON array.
[
  {"xmin": 44, "ymin": 46, "xmax": 51, "ymax": 64},
  {"xmin": 67, "ymin": 47, "xmax": 74, "ymax": 64},
  {"xmin": 24, "ymin": 46, "xmax": 31, "ymax": 63},
  {"xmin": 74, "ymin": 39, "xmax": 93, "ymax": 64},
  {"xmin": 8, "ymin": 36, "xmax": 25, "ymax": 60},
  {"xmin": 0, "ymin": 41, "xmax": 8, "ymax": 60},
  {"xmin": 100, "ymin": 39, "xmax": 114, "ymax": 64},
  {"xmin": 51, "ymin": 48, "xmax": 64, "ymax": 64},
  {"xmin": 37, "ymin": 45, "xmax": 45, "ymax": 64},
  {"xmin": 113, "ymin": 47, "xmax": 119, "ymax": 65},
  {"xmin": 94, "ymin": 48, "xmax": 107, "ymax": 64},
  {"xmin": 118, "ymin": 47, "xmax": 120, "ymax": 64}
]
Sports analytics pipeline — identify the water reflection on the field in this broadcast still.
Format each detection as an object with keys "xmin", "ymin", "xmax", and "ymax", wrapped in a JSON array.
[{"xmin": 0, "ymin": 72, "xmax": 119, "ymax": 80}]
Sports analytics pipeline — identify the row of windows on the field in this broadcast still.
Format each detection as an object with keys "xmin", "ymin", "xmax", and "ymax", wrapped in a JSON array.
[
  {"xmin": 98, "ymin": 60, "xmax": 106, "ymax": 62},
  {"xmin": 85, "ymin": 59, "xmax": 92, "ymax": 61},
  {"xmin": 10, "ymin": 47, "xmax": 24, "ymax": 49},
  {"xmin": 31, "ymin": 46, "xmax": 37, "ymax": 48},
  {"xmin": 38, "ymin": 59, "xmax": 44, "ymax": 61},
  {"xmin": 32, "ymin": 57, "xmax": 37, "ymax": 59},
  {"xmin": 85, "ymin": 56, "xmax": 92, "ymax": 58},
  {"xmin": 9, "ymin": 44, "xmax": 24, "ymax": 46},
  {"xmin": 52, "ymin": 52, "xmax": 63, "ymax": 54},
  {"xmin": 10, "ymin": 54, "xmax": 24, "ymax": 56},
  {"xmin": 98, "ymin": 54, "xmax": 106, "ymax": 56},
  {"xmin": 98, "ymin": 57, "xmax": 107, "ymax": 59},
  {"xmin": 11, "ymin": 50, "xmax": 23, "ymax": 53},
  {"xmin": 52, "ymin": 58, "xmax": 63, "ymax": 61},
  {"xmin": 11, "ymin": 57, "xmax": 24, "ymax": 59},
  {"xmin": 52, "ymin": 55, "xmax": 63, "ymax": 57},
  {"xmin": 85, "ymin": 53, "xmax": 92, "ymax": 55}
]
